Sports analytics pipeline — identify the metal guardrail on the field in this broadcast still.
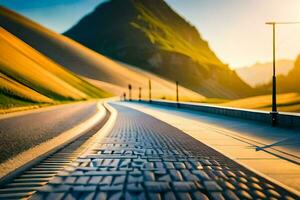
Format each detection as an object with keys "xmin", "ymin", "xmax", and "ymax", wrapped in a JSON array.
[{"xmin": 132, "ymin": 99, "xmax": 300, "ymax": 129}]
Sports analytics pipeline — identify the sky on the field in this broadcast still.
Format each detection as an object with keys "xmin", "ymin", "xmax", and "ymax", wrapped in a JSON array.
[{"xmin": 1, "ymin": 0, "xmax": 300, "ymax": 69}]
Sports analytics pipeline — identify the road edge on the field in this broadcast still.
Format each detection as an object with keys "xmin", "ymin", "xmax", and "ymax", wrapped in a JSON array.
[{"xmin": 0, "ymin": 101, "xmax": 108, "ymax": 185}]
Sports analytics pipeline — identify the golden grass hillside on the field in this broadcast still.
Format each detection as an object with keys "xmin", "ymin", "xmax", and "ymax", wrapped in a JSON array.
[
  {"xmin": 0, "ymin": 6, "xmax": 204, "ymax": 102},
  {"xmin": 219, "ymin": 93, "xmax": 300, "ymax": 113},
  {"xmin": 0, "ymin": 27, "xmax": 110, "ymax": 110}
]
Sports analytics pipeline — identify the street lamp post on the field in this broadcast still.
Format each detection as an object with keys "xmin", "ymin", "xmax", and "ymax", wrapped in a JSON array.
[
  {"xmin": 149, "ymin": 79, "xmax": 152, "ymax": 103},
  {"xmin": 128, "ymin": 84, "xmax": 132, "ymax": 101},
  {"xmin": 266, "ymin": 21, "xmax": 300, "ymax": 126},
  {"xmin": 266, "ymin": 22, "xmax": 278, "ymax": 126},
  {"xmin": 139, "ymin": 87, "xmax": 142, "ymax": 101},
  {"xmin": 123, "ymin": 92, "xmax": 126, "ymax": 101}
]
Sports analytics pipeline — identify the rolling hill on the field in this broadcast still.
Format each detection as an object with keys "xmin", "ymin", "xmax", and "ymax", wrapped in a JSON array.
[
  {"xmin": 221, "ymin": 57, "xmax": 300, "ymax": 113},
  {"xmin": 64, "ymin": 0, "xmax": 254, "ymax": 99},
  {"xmin": 236, "ymin": 60, "xmax": 294, "ymax": 87},
  {"xmin": 0, "ymin": 27, "xmax": 110, "ymax": 110},
  {"xmin": 276, "ymin": 55, "xmax": 300, "ymax": 93},
  {"xmin": 0, "ymin": 6, "xmax": 204, "ymax": 102}
]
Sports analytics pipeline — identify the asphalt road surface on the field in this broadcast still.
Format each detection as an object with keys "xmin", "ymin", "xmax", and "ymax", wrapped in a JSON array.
[{"xmin": 0, "ymin": 101, "xmax": 98, "ymax": 163}]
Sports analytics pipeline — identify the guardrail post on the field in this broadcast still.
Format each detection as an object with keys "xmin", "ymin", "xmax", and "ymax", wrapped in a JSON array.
[{"xmin": 176, "ymin": 81, "xmax": 179, "ymax": 108}]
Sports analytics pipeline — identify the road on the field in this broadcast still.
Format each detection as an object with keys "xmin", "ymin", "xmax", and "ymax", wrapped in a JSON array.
[
  {"xmin": 0, "ymin": 103, "xmax": 297, "ymax": 199},
  {"xmin": 0, "ymin": 101, "xmax": 98, "ymax": 164}
]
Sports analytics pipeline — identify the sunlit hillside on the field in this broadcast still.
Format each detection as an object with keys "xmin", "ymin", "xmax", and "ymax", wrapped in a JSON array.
[
  {"xmin": 0, "ymin": 6, "xmax": 204, "ymax": 102},
  {"xmin": 0, "ymin": 27, "xmax": 110, "ymax": 111},
  {"xmin": 219, "ymin": 93, "xmax": 300, "ymax": 113}
]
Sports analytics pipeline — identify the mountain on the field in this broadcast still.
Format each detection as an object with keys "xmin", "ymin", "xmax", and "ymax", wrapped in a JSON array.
[
  {"xmin": 0, "ymin": 6, "xmax": 203, "ymax": 102},
  {"xmin": 276, "ymin": 56, "xmax": 300, "ymax": 93},
  {"xmin": 0, "ymin": 27, "xmax": 109, "ymax": 109},
  {"xmin": 64, "ymin": 0, "xmax": 254, "ymax": 99},
  {"xmin": 236, "ymin": 60, "xmax": 294, "ymax": 87}
]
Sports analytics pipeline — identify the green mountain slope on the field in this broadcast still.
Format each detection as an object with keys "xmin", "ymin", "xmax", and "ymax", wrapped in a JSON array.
[
  {"xmin": 0, "ymin": 27, "xmax": 110, "ymax": 109},
  {"xmin": 64, "ymin": 0, "xmax": 254, "ymax": 99},
  {"xmin": 0, "ymin": 6, "xmax": 205, "ymax": 102}
]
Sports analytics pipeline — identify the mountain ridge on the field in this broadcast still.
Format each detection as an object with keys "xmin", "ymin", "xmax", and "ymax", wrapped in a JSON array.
[
  {"xmin": 0, "ymin": 5, "xmax": 204, "ymax": 102},
  {"xmin": 236, "ymin": 59, "xmax": 294, "ymax": 87},
  {"xmin": 64, "ymin": 0, "xmax": 254, "ymax": 99}
]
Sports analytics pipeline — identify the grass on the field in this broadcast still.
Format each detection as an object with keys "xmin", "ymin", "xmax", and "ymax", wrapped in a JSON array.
[
  {"xmin": 0, "ymin": 93, "xmax": 36, "ymax": 109},
  {"xmin": 218, "ymin": 92, "xmax": 300, "ymax": 113},
  {"xmin": 0, "ymin": 27, "xmax": 111, "ymax": 111}
]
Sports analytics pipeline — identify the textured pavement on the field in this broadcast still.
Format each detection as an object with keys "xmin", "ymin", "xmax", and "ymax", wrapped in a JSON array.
[
  {"xmin": 2, "ymin": 103, "xmax": 298, "ymax": 199},
  {"xmin": 122, "ymin": 101, "xmax": 300, "ymax": 192}
]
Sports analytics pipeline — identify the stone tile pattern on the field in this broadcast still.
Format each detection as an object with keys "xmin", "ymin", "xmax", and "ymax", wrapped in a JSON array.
[{"xmin": 31, "ymin": 104, "xmax": 298, "ymax": 200}]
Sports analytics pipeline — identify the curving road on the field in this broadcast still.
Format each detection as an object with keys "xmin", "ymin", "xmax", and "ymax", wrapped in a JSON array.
[
  {"xmin": 0, "ymin": 102, "xmax": 298, "ymax": 199},
  {"xmin": 0, "ymin": 101, "xmax": 98, "ymax": 163}
]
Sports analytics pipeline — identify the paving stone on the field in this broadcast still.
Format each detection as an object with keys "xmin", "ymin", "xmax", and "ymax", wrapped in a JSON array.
[
  {"xmin": 284, "ymin": 195, "xmax": 296, "ymax": 200},
  {"xmin": 75, "ymin": 176, "xmax": 89, "ymax": 185},
  {"xmin": 144, "ymin": 182, "xmax": 171, "ymax": 192},
  {"xmin": 157, "ymin": 174, "xmax": 172, "ymax": 182},
  {"xmin": 252, "ymin": 190, "xmax": 267, "ymax": 199},
  {"xmin": 93, "ymin": 192, "xmax": 108, "ymax": 200},
  {"xmin": 100, "ymin": 184, "xmax": 123, "ymax": 191},
  {"xmin": 210, "ymin": 192, "xmax": 226, "ymax": 200},
  {"xmin": 237, "ymin": 182, "xmax": 249, "ymax": 190},
  {"xmin": 249, "ymin": 176, "xmax": 260, "ymax": 183},
  {"xmin": 85, "ymin": 171, "xmax": 126, "ymax": 176},
  {"xmin": 109, "ymin": 192, "xmax": 123, "ymax": 200},
  {"xmin": 144, "ymin": 171, "xmax": 155, "ymax": 181},
  {"xmin": 237, "ymin": 177, "xmax": 247, "ymax": 183},
  {"xmin": 203, "ymin": 181, "xmax": 222, "ymax": 191},
  {"xmin": 148, "ymin": 192, "xmax": 161, "ymax": 200},
  {"xmin": 267, "ymin": 189, "xmax": 281, "ymax": 198},
  {"xmin": 113, "ymin": 176, "xmax": 126, "ymax": 185},
  {"xmin": 192, "ymin": 191, "xmax": 209, "ymax": 200},
  {"xmin": 88, "ymin": 176, "xmax": 103, "ymax": 185},
  {"xmin": 45, "ymin": 192, "xmax": 65, "ymax": 200},
  {"xmin": 0, "ymin": 192, "xmax": 34, "ymax": 198},
  {"xmin": 128, "ymin": 174, "xmax": 143, "ymax": 183},
  {"xmin": 176, "ymin": 192, "xmax": 192, "ymax": 200},
  {"xmin": 169, "ymin": 170, "xmax": 183, "ymax": 181},
  {"xmin": 237, "ymin": 190, "xmax": 252, "ymax": 200},
  {"xmin": 125, "ymin": 192, "xmax": 146, "ymax": 200},
  {"xmin": 192, "ymin": 170, "xmax": 210, "ymax": 180},
  {"xmin": 127, "ymin": 183, "xmax": 144, "ymax": 192},
  {"xmin": 250, "ymin": 182, "xmax": 263, "ymax": 190},
  {"xmin": 72, "ymin": 185, "xmax": 97, "ymax": 192},
  {"xmin": 99, "ymin": 176, "xmax": 113, "ymax": 186},
  {"xmin": 164, "ymin": 162, "xmax": 175, "ymax": 169},
  {"xmin": 172, "ymin": 181, "xmax": 197, "ymax": 192},
  {"xmin": 224, "ymin": 190, "xmax": 240, "ymax": 200}
]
